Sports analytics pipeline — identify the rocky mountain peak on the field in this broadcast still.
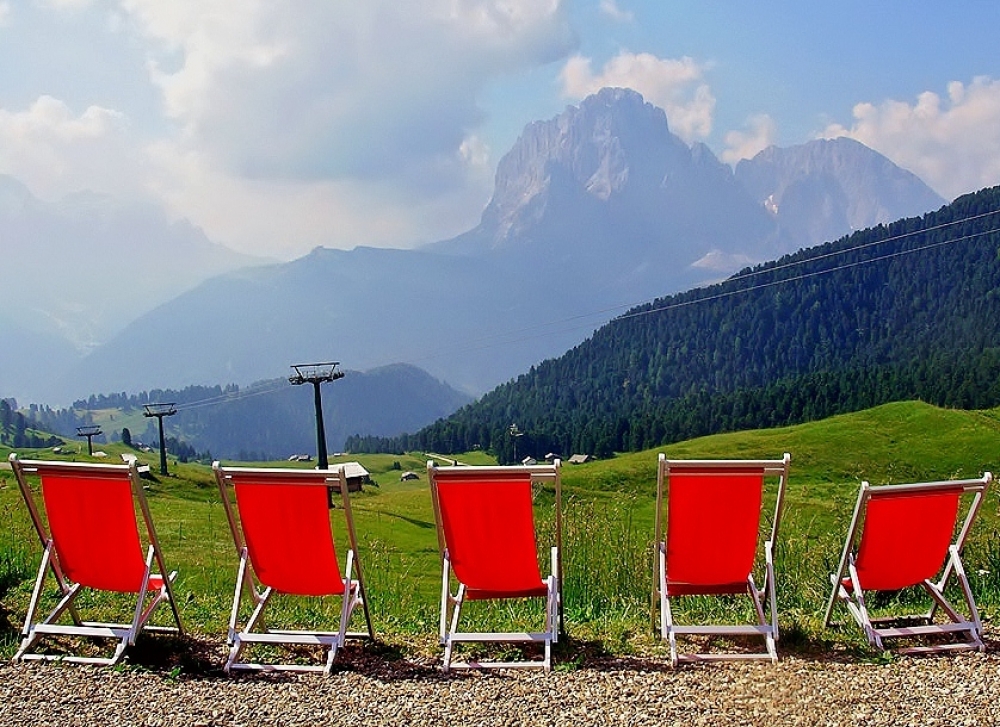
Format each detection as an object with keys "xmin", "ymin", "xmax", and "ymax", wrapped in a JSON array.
[
  {"xmin": 735, "ymin": 137, "xmax": 946, "ymax": 245},
  {"xmin": 479, "ymin": 87, "xmax": 691, "ymax": 244}
]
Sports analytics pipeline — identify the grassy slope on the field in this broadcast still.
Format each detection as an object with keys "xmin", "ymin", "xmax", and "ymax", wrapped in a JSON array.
[{"xmin": 2, "ymin": 400, "xmax": 999, "ymax": 658}]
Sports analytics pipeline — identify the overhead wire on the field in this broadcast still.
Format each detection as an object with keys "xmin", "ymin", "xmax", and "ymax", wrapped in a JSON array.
[
  {"xmin": 612, "ymin": 225, "xmax": 1000, "ymax": 326},
  {"xmin": 174, "ymin": 379, "xmax": 290, "ymax": 412},
  {"xmin": 377, "ymin": 209, "xmax": 1000, "ymax": 367}
]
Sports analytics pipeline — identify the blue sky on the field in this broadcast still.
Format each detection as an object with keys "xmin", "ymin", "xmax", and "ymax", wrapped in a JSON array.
[{"xmin": 2, "ymin": 0, "xmax": 999, "ymax": 259}]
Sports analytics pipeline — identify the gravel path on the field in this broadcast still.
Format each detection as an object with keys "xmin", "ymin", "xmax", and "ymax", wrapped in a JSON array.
[{"xmin": 2, "ymin": 635, "xmax": 1000, "ymax": 726}]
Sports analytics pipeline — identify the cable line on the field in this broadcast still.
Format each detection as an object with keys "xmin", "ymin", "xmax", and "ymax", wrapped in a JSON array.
[{"xmin": 380, "ymin": 213, "xmax": 1000, "ymax": 369}]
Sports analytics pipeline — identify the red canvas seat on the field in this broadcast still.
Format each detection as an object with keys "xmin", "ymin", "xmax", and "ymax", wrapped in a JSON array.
[
  {"xmin": 10, "ymin": 454, "xmax": 183, "ymax": 665},
  {"xmin": 823, "ymin": 474, "xmax": 992, "ymax": 654},
  {"xmin": 428, "ymin": 462, "xmax": 562, "ymax": 671},
  {"xmin": 233, "ymin": 480, "xmax": 346, "ymax": 596},
  {"xmin": 654, "ymin": 454, "xmax": 791, "ymax": 665},
  {"xmin": 214, "ymin": 463, "xmax": 374, "ymax": 675}
]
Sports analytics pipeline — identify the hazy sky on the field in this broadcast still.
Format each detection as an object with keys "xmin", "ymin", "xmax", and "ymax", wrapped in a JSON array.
[{"xmin": 2, "ymin": 1, "xmax": 999, "ymax": 260}]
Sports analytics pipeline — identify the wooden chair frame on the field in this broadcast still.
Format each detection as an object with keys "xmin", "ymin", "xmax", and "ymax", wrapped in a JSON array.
[
  {"xmin": 10, "ymin": 454, "xmax": 183, "ymax": 665},
  {"xmin": 428, "ymin": 460, "xmax": 562, "ymax": 671},
  {"xmin": 823, "ymin": 473, "xmax": 992, "ymax": 654},
  {"xmin": 653, "ymin": 453, "xmax": 790, "ymax": 665},
  {"xmin": 214, "ymin": 463, "xmax": 374, "ymax": 675}
]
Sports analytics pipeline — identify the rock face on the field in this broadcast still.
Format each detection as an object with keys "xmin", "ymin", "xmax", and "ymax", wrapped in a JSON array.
[
  {"xmin": 735, "ymin": 137, "xmax": 945, "ymax": 249},
  {"xmin": 481, "ymin": 88, "xmax": 693, "ymax": 245},
  {"xmin": 434, "ymin": 88, "xmax": 776, "ymax": 277},
  {"xmin": 435, "ymin": 88, "xmax": 943, "ymax": 274}
]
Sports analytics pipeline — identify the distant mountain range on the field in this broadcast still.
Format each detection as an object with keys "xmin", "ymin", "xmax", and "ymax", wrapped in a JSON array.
[
  {"xmin": 148, "ymin": 363, "xmax": 472, "ymax": 459},
  {"xmin": 21, "ymin": 87, "xmax": 944, "ymax": 414},
  {"xmin": 24, "ymin": 362, "xmax": 471, "ymax": 459},
  {"xmin": 734, "ymin": 136, "xmax": 944, "ymax": 252}
]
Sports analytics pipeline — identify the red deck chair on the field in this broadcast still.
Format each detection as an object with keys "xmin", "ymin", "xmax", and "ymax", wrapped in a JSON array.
[
  {"xmin": 653, "ymin": 453, "xmax": 790, "ymax": 665},
  {"xmin": 10, "ymin": 454, "xmax": 183, "ymax": 665},
  {"xmin": 213, "ymin": 463, "xmax": 374, "ymax": 675},
  {"xmin": 823, "ymin": 473, "xmax": 992, "ymax": 654},
  {"xmin": 428, "ymin": 461, "xmax": 562, "ymax": 671}
]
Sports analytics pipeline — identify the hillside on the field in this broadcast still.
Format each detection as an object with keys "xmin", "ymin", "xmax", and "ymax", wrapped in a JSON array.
[
  {"xmin": 565, "ymin": 400, "xmax": 999, "ymax": 499},
  {"xmin": 5, "ymin": 398, "xmax": 998, "ymax": 622},
  {"xmin": 361, "ymin": 186, "xmax": 1000, "ymax": 460},
  {"xmin": 69, "ymin": 363, "xmax": 471, "ymax": 460}
]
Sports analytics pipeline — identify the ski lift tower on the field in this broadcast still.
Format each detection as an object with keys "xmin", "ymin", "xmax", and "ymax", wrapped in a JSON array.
[
  {"xmin": 76, "ymin": 425, "xmax": 102, "ymax": 456},
  {"xmin": 509, "ymin": 423, "xmax": 524, "ymax": 463},
  {"xmin": 143, "ymin": 403, "xmax": 177, "ymax": 475},
  {"xmin": 289, "ymin": 362, "xmax": 344, "ymax": 470}
]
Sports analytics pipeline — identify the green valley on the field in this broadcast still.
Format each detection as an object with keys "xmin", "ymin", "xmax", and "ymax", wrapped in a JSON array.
[{"xmin": 2, "ymin": 399, "xmax": 998, "ymax": 662}]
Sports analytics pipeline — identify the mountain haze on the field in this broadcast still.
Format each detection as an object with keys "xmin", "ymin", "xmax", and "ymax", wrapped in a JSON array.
[
  {"xmin": 0, "ymin": 176, "xmax": 262, "ymax": 402},
  {"xmin": 17, "ymin": 89, "xmax": 944, "ymax": 408},
  {"xmin": 432, "ymin": 88, "xmax": 777, "ymax": 278}
]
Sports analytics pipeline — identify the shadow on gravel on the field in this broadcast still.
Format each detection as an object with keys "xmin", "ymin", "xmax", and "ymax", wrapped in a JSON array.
[
  {"xmin": 28, "ymin": 625, "xmax": 996, "ymax": 683},
  {"xmin": 122, "ymin": 632, "xmax": 229, "ymax": 677},
  {"xmin": 120, "ymin": 635, "xmax": 449, "ymax": 684}
]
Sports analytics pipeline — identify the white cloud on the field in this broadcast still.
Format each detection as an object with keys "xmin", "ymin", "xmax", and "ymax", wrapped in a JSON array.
[
  {"xmin": 121, "ymin": 1, "xmax": 574, "ymax": 181},
  {"xmin": 145, "ymin": 138, "xmax": 493, "ymax": 257},
  {"xmin": 821, "ymin": 77, "xmax": 1000, "ymax": 200},
  {"xmin": 0, "ymin": 96, "xmax": 143, "ymax": 202},
  {"xmin": 0, "ymin": 1, "xmax": 576, "ymax": 259},
  {"xmin": 559, "ymin": 51, "xmax": 715, "ymax": 142},
  {"xmin": 599, "ymin": 0, "xmax": 633, "ymax": 23},
  {"xmin": 721, "ymin": 114, "xmax": 777, "ymax": 164},
  {"xmin": 459, "ymin": 134, "xmax": 491, "ymax": 169},
  {"xmin": 80, "ymin": 0, "xmax": 576, "ymax": 257},
  {"xmin": 39, "ymin": 0, "xmax": 95, "ymax": 10},
  {"xmin": 0, "ymin": 2, "xmax": 10, "ymax": 26},
  {"xmin": 692, "ymin": 250, "xmax": 755, "ymax": 273}
]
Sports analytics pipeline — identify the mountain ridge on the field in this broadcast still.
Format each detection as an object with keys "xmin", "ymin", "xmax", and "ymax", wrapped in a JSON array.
[
  {"xmin": 9, "ymin": 88, "xmax": 946, "ymax": 408},
  {"xmin": 735, "ymin": 136, "xmax": 946, "ymax": 249}
]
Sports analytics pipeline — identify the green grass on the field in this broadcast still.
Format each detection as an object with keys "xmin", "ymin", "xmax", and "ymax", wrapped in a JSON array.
[{"xmin": 2, "ymin": 399, "xmax": 1000, "ymax": 665}]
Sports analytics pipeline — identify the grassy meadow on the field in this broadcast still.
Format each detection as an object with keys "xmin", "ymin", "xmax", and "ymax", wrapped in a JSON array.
[{"xmin": 1, "ymin": 399, "xmax": 999, "ymax": 666}]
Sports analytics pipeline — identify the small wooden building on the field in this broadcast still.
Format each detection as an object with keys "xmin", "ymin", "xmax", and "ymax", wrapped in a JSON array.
[{"xmin": 341, "ymin": 461, "xmax": 370, "ymax": 492}]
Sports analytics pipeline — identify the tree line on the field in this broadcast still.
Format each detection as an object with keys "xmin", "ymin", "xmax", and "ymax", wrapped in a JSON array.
[{"xmin": 0, "ymin": 399, "xmax": 66, "ymax": 450}]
